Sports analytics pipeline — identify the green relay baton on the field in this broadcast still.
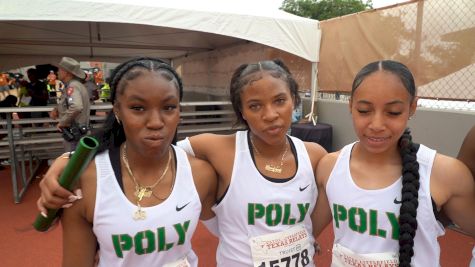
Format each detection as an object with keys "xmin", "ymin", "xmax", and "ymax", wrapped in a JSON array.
[{"xmin": 33, "ymin": 136, "xmax": 99, "ymax": 232}]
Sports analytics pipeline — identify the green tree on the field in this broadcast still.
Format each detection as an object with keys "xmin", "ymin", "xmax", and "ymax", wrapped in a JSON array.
[{"xmin": 281, "ymin": 0, "xmax": 373, "ymax": 20}]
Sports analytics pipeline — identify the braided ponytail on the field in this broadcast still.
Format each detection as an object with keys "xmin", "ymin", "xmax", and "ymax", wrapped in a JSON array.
[{"xmin": 397, "ymin": 128, "xmax": 420, "ymax": 267}]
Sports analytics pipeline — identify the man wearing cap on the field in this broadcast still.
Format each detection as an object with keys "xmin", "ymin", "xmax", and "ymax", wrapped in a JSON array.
[{"xmin": 51, "ymin": 57, "xmax": 90, "ymax": 151}]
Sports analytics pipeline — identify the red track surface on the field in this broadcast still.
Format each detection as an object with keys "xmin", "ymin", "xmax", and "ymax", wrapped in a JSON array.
[{"xmin": 0, "ymin": 166, "xmax": 473, "ymax": 266}]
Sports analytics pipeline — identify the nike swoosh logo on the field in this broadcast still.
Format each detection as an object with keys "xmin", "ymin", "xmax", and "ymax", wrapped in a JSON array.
[
  {"xmin": 299, "ymin": 184, "xmax": 310, "ymax": 192},
  {"xmin": 394, "ymin": 197, "xmax": 403, "ymax": 204},
  {"xmin": 176, "ymin": 202, "xmax": 191, "ymax": 212}
]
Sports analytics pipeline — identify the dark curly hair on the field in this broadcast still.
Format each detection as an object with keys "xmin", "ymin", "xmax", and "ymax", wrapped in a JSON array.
[
  {"xmin": 91, "ymin": 57, "xmax": 183, "ymax": 152},
  {"xmin": 352, "ymin": 60, "xmax": 419, "ymax": 267},
  {"xmin": 229, "ymin": 59, "xmax": 301, "ymax": 128}
]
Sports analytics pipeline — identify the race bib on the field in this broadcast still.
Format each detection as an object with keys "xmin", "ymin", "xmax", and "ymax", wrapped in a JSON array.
[
  {"xmin": 332, "ymin": 243, "xmax": 398, "ymax": 267},
  {"xmin": 249, "ymin": 225, "xmax": 314, "ymax": 267},
  {"xmin": 163, "ymin": 256, "xmax": 190, "ymax": 267}
]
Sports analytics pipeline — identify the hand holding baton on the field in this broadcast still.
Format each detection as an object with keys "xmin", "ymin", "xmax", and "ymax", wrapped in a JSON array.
[{"xmin": 33, "ymin": 136, "xmax": 99, "ymax": 232}]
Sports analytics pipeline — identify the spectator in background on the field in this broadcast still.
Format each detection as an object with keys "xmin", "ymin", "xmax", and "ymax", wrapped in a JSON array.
[
  {"xmin": 26, "ymin": 68, "xmax": 49, "ymax": 123},
  {"xmin": 8, "ymin": 73, "xmax": 24, "ymax": 100},
  {"xmin": 0, "ymin": 95, "xmax": 18, "ymax": 117},
  {"xmin": 17, "ymin": 78, "xmax": 31, "ymax": 108},
  {"xmin": 99, "ymin": 78, "xmax": 111, "ymax": 102},
  {"xmin": 0, "ymin": 72, "xmax": 10, "ymax": 99},
  {"xmin": 51, "ymin": 57, "xmax": 90, "ymax": 151},
  {"xmin": 0, "ymin": 95, "xmax": 20, "ymax": 168},
  {"xmin": 46, "ymin": 70, "xmax": 58, "ymax": 103},
  {"xmin": 93, "ymin": 67, "xmax": 104, "ymax": 87},
  {"xmin": 83, "ymin": 71, "xmax": 98, "ymax": 115},
  {"xmin": 0, "ymin": 95, "xmax": 20, "ymax": 136}
]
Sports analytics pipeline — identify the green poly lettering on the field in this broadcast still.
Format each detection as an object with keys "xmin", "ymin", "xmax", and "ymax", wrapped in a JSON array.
[
  {"xmin": 348, "ymin": 207, "xmax": 367, "ymax": 233},
  {"xmin": 282, "ymin": 203, "xmax": 296, "ymax": 225},
  {"xmin": 174, "ymin": 220, "xmax": 190, "ymax": 245},
  {"xmin": 333, "ymin": 203, "xmax": 347, "ymax": 228},
  {"xmin": 265, "ymin": 203, "xmax": 282, "ymax": 226},
  {"xmin": 134, "ymin": 230, "xmax": 155, "ymax": 255},
  {"xmin": 297, "ymin": 203, "xmax": 310, "ymax": 222},
  {"xmin": 157, "ymin": 227, "xmax": 174, "ymax": 251},
  {"xmin": 386, "ymin": 212, "xmax": 399, "ymax": 240},
  {"xmin": 369, "ymin": 209, "xmax": 387, "ymax": 238},
  {"xmin": 112, "ymin": 234, "xmax": 133, "ymax": 258},
  {"xmin": 248, "ymin": 203, "xmax": 265, "ymax": 225}
]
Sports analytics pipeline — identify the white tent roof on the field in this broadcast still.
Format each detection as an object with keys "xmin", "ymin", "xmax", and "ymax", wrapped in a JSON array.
[{"xmin": 0, "ymin": 0, "xmax": 321, "ymax": 70}]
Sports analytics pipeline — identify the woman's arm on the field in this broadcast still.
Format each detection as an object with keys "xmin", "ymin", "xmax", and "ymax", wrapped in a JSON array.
[
  {"xmin": 61, "ymin": 165, "xmax": 98, "ymax": 267},
  {"xmin": 432, "ymin": 154, "xmax": 475, "ymax": 236},
  {"xmin": 188, "ymin": 154, "xmax": 219, "ymax": 235},
  {"xmin": 62, "ymin": 202, "xmax": 97, "ymax": 267},
  {"xmin": 458, "ymin": 125, "xmax": 475, "ymax": 176},
  {"xmin": 189, "ymin": 154, "xmax": 218, "ymax": 221},
  {"xmin": 311, "ymin": 152, "xmax": 338, "ymax": 238}
]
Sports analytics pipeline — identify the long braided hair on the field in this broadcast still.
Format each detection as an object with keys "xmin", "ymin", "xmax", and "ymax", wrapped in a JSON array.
[
  {"xmin": 352, "ymin": 60, "xmax": 419, "ymax": 266},
  {"xmin": 91, "ymin": 57, "xmax": 183, "ymax": 153},
  {"xmin": 229, "ymin": 59, "xmax": 300, "ymax": 128}
]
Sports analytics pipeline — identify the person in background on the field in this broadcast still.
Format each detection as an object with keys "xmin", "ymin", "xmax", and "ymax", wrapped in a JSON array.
[
  {"xmin": 0, "ymin": 95, "xmax": 18, "ymax": 118},
  {"xmin": 457, "ymin": 125, "xmax": 475, "ymax": 267},
  {"xmin": 26, "ymin": 68, "xmax": 49, "ymax": 123},
  {"xmin": 99, "ymin": 78, "xmax": 111, "ymax": 102},
  {"xmin": 0, "ymin": 72, "xmax": 10, "ymax": 98},
  {"xmin": 314, "ymin": 60, "xmax": 475, "ymax": 266},
  {"xmin": 93, "ymin": 67, "xmax": 104, "ymax": 87},
  {"xmin": 46, "ymin": 70, "xmax": 58, "ymax": 104},
  {"xmin": 51, "ymin": 57, "xmax": 90, "ymax": 151},
  {"xmin": 83, "ymin": 71, "xmax": 99, "ymax": 115}
]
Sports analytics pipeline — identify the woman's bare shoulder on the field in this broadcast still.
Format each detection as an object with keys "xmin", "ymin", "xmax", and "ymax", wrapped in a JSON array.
[
  {"xmin": 302, "ymin": 141, "xmax": 328, "ymax": 170},
  {"xmin": 187, "ymin": 154, "xmax": 218, "ymax": 197},
  {"xmin": 316, "ymin": 150, "xmax": 342, "ymax": 186},
  {"xmin": 432, "ymin": 153, "xmax": 473, "ymax": 189},
  {"xmin": 189, "ymin": 133, "xmax": 236, "ymax": 157}
]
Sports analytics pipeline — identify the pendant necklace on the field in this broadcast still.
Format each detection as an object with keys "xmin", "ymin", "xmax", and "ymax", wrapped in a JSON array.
[
  {"xmin": 122, "ymin": 143, "xmax": 171, "ymax": 220},
  {"xmin": 250, "ymin": 135, "xmax": 289, "ymax": 174}
]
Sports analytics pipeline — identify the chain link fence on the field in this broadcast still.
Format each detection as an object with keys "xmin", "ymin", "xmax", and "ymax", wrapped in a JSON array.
[{"xmin": 317, "ymin": 0, "xmax": 475, "ymax": 111}]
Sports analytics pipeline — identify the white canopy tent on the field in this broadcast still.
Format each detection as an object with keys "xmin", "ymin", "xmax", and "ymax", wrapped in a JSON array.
[
  {"xmin": 0, "ymin": 0, "xmax": 321, "ymax": 68},
  {"xmin": 0, "ymin": 0, "xmax": 321, "ymax": 119}
]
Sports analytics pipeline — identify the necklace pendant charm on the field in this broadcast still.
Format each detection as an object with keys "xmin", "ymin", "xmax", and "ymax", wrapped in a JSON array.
[
  {"xmin": 135, "ymin": 187, "xmax": 146, "ymax": 201},
  {"xmin": 142, "ymin": 187, "xmax": 153, "ymax": 198},
  {"xmin": 265, "ymin": 164, "xmax": 282, "ymax": 173},
  {"xmin": 133, "ymin": 207, "xmax": 146, "ymax": 220}
]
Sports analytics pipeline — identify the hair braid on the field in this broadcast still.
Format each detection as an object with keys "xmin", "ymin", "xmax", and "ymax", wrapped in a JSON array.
[{"xmin": 398, "ymin": 128, "xmax": 420, "ymax": 267}]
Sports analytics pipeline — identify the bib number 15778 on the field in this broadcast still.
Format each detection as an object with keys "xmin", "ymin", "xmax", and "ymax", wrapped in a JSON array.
[{"xmin": 257, "ymin": 248, "xmax": 310, "ymax": 267}]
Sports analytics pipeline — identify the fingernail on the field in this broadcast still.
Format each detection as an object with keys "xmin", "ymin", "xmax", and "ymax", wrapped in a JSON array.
[
  {"xmin": 62, "ymin": 203, "xmax": 73, "ymax": 208},
  {"xmin": 41, "ymin": 212, "xmax": 48, "ymax": 218},
  {"xmin": 75, "ymin": 189, "xmax": 83, "ymax": 199}
]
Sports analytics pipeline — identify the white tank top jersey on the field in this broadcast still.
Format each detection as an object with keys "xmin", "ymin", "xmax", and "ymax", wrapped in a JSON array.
[
  {"xmin": 92, "ymin": 146, "xmax": 201, "ymax": 267},
  {"xmin": 213, "ymin": 130, "xmax": 317, "ymax": 267},
  {"xmin": 326, "ymin": 142, "xmax": 445, "ymax": 267}
]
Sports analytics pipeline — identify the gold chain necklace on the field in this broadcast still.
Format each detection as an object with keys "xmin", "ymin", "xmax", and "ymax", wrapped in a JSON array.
[
  {"xmin": 250, "ymin": 135, "xmax": 289, "ymax": 174},
  {"xmin": 122, "ymin": 143, "xmax": 171, "ymax": 220}
]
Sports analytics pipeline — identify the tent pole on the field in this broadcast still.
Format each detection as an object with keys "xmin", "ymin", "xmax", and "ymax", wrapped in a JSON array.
[{"xmin": 306, "ymin": 62, "xmax": 318, "ymax": 125}]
